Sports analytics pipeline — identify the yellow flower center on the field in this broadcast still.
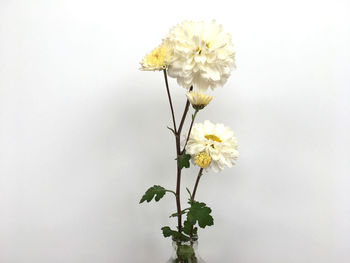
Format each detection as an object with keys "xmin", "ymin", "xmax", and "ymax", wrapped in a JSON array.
[
  {"xmin": 146, "ymin": 49, "xmax": 164, "ymax": 65},
  {"xmin": 204, "ymin": 134, "xmax": 222, "ymax": 142},
  {"xmin": 195, "ymin": 152, "xmax": 211, "ymax": 168},
  {"xmin": 195, "ymin": 42, "xmax": 210, "ymax": 55}
]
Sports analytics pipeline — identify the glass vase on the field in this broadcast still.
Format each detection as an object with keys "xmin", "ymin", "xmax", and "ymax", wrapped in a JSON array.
[{"xmin": 166, "ymin": 236, "xmax": 206, "ymax": 263}]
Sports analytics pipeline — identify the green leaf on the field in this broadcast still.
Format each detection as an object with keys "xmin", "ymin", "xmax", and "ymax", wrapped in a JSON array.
[
  {"xmin": 177, "ymin": 151, "xmax": 191, "ymax": 169},
  {"xmin": 161, "ymin": 226, "xmax": 174, "ymax": 238},
  {"xmin": 173, "ymin": 232, "xmax": 190, "ymax": 241},
  {"xmin": 193, "ymin": 226, "xmax": 198, "ymax": 235},
  {"xmin": 169, "ymin": 209, "xmax": 188, "ymax": 218},
  {"xmin": 187, "ymin": 201, "xmax": 214, "ymax": 228},
  {"xmin": 186, "ymin": 188, "xmax": 192, "ymax": 199},
  {"xmin": 167, "ymin": 126, "xmax": 176, "ymax": 136},
  {"xmin": 182, "ymin": 220, "xmax": 197, "ymax": 235},
  {"xmin": 139, "ymin": 185, "xmax": 166, "ymax": 203},
  {"xmin": 161, "ymin": 226, "xmax": 190, "ymax": 241},
  {"xmin": 169, "ymin": 212, "xmax": 178, "ymax": 218}
]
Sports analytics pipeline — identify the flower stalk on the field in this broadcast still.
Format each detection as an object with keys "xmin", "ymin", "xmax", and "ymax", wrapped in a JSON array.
[
  {"xmin": 181, "ymin": 109, "xmax": 199, "ymax": 154},
  {"xmin": 189, "ymin": 168, "xmax": 204, "ymax": 238},
  {"xmin": 174, "ymin": 86, "xmax": 193, "ymax": 233},
  {"xmin": 190, "ymin": 168, "xmax": 203, "ymax": 204},
  {"xmin": 163, "ymin": 68, "xmax": 194, "ymax": 233},
  {"xmin": 163, "ymin": 69, "xmax": 177, "ymax": 135}
]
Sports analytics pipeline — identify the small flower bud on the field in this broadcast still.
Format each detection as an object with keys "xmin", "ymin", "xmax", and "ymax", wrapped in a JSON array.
[
  {"xmin": 186, "ymin": 91, "xmax": 213, "ymax": 110},
  {"xmin": 194, "ymin": 152, "xmax": 212, "ymax": 168}
]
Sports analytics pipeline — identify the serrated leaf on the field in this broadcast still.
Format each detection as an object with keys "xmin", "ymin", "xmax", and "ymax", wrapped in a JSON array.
[
  {"xmin": 187, "ymin": 201, "xmax": 214, "ymax": 228},
  {"xmin": 182, "ymin": 221, "xmax": 191, "ymax": 235},
  {"xmin": 177, "ymin": 151, "xmax": 191, "ymax": 169},
  {"xmin": 161, "ymin": 226, "xmax": 190, "ymax": 241},
  {"xmin": 182, "ymin": 220, "xmax": 197, "ymax": 235},
  {"xmin": 161, "ymin": 226, "xmax": 173, "ymax": 238},
  {"xmin": 139, "ymin": 185, "xmax": 166, "ymax": 203}
]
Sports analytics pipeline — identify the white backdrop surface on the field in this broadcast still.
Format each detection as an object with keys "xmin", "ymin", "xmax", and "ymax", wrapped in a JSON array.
[{"xmin": 0, "ymin": 0, "xmax": 349, "ymax": 262}]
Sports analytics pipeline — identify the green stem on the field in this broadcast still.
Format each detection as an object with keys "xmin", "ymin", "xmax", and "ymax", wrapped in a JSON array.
[{"xmin": 165, "ymin": 189, "xmax": 177, "ymax": 196}]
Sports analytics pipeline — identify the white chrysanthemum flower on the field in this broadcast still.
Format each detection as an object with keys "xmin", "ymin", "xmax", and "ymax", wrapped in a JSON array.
[
  {"xmin": 165, "ymin": 20, "xmax": 236, "ymax": 92},
  {"xmin": 140, "ymin": 43, "xmax": 172, "ymax": 71},
  {"xmin": 186, "ymin": 91, "xmax": 213, "ymax": 110},
  {"xmin": 186, "ymin": 120, "xmax": 238, "ymax": 172}
]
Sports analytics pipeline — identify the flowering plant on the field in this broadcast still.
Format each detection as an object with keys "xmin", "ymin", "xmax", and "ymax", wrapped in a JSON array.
[{"xmin": 139, "ymin": 20, "xmax": 238, "ymax": 262}]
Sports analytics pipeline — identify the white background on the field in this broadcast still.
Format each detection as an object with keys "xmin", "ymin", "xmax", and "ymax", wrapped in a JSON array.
[{"xmin": 1, "ymin": 0, "xmax": 349, "ymax": 262}]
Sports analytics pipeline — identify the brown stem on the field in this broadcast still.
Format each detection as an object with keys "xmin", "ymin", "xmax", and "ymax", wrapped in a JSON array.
[
  {"xmin": 189, "ymin": 168, "xmax": 203, "ymax": 237},
  {"xmin": 174, "ymin": 86, "xmax": 193, "ymax": 233},
  {"xmin": 191, "ymin": 168, "xmax": 203, "ymax": 203},
  {"xmin": 162, "ymin": 69, "xmax": 181, "ymax": 231},
  {"xmin": 163, "ymin": 69, "xmax": 177, "ymax": 134},
  {"xmin": 177, "ymin": 86, "xmax": 193, "ymax": 150},
  {"xmin": 175, "ymin": 166, "xmax": 182, "ymax": 231},
  {"xmin": 181, "ymin": 109, "xmax": 198, "ymax": 154}
]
